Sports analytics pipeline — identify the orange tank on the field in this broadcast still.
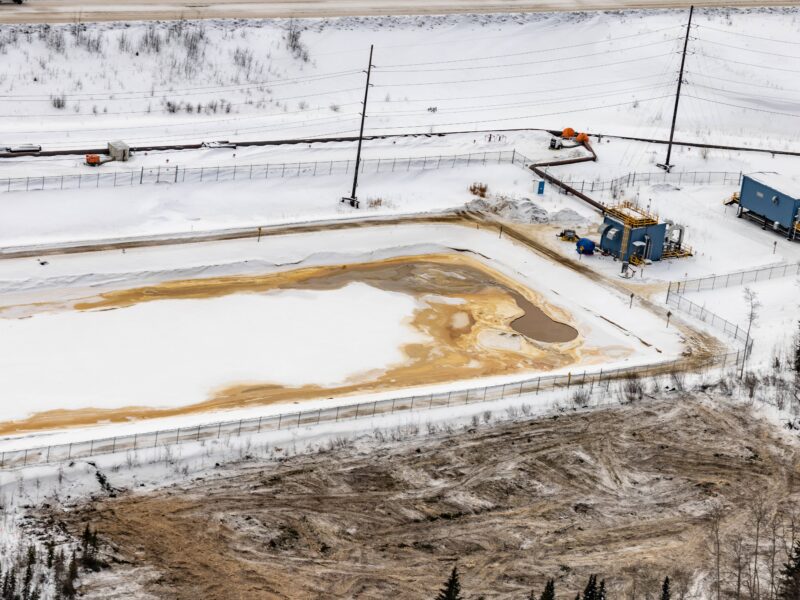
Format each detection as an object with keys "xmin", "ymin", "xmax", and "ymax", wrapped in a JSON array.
[
  {"xmin": 85, "ymin": 154, "xmax": 101, "ymax": 166},
  {"xmin": 575, "ymin": 132, "xmax": 589, "ymax": 143},
  {"xmin": 561, "ymin": 127, "xmax": 576, "ymax": 139}
]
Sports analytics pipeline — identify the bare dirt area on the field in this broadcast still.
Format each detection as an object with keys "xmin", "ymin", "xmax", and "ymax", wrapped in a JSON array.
[
  {"xmin": 0, "ymin": 0, "xmax": 795, "ymax": 24},
  {"xmin": 49, "ymin": 396, "xmax": 800, "ymax": 599}
]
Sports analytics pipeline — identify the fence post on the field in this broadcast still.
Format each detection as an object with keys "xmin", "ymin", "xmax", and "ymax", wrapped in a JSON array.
[
  {"xmin": 257, "ymin": 417, "xmax": 262, "ymax": 433},
  {"xmin": 197, "ymin": 425, "xmax": 202, "ymax": 440},
  {"xmin": 154, "ymin": 431, "xmax": 158, "ymax": 448},
  {"xmin": 536, "ymin": 378, "xmax": 541, "ymax": 394}
]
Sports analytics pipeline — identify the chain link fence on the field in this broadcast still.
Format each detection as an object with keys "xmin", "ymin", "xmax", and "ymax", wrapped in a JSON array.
[
  {"xmin": 0, "ymin": 349, "xmax": 743, "ymax": 469},
  {"xmin": 550, "ymin": 170, "xmax": 743, "ymax": 198},
  {"xmin": 0, "ymin": 150, "xmax": 535, "ymax": 194},
  {"xmin": 1, "ymin": 150, "xmax": 744, "ymax": 198},
  {"xmin": 667, "ymin": 293, "xmax": 750, "ymax": 344},
  {"xmin": 668, "ymin": 262, "xmax": 800, "ymax": 295}
]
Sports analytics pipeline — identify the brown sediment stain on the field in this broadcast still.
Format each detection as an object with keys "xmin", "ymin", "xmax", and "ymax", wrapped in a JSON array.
[{"xmin": 0, "ymin": 253, "xmax": 610, "ymax": 436}]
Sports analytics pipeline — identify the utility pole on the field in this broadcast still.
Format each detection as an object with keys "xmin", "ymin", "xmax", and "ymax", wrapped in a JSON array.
[
  {"xmin": 342, "ymin": 44, "xmax": 373, "ymax": 209},
  {"xmin": 658, "ymin": 5, "xmax": 693, "ymax": 173}
]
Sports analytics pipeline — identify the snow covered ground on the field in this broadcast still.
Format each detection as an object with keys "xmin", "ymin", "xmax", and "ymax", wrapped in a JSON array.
[
  {"xmin": 0, "ymin": 222, "xmax": 686, "ymax": 444},
  {"xmin": 0, "ymin": 282, "xmax": 429, "ymax": 419},
  {"xmin": 0, "ymin": 9, "xmax": 798, "ymax": 152},
  {"xmin": 684, "ymin": 276, "xmax": 800, "ymax": 370}
]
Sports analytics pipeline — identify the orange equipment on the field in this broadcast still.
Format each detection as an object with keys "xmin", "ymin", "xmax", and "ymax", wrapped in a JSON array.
[
  {"xmin": 85, "ymin": 154, "xmax": 102, "ymax": 166},
  {"xmin": 561, "ymin": 127, "xmax": 576, "ymax": 139},
  {"xmin": 575, "ymin": 132, "xmax": 589, "ymax": 143}
]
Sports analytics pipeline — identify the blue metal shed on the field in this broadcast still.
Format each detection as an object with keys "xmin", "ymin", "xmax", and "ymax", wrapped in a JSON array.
[
  {"xmin": 599, "ymin": 203, "xmax": 667, "ymax": 262},
  {"xmin": 739, "ymin": 173, "xmax": 800, "ymax": 238}
]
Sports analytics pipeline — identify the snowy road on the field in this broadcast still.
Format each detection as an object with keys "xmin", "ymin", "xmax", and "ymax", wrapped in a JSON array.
[{"xmin": 0, "ymin": 0, "xmax": 795, "ymax": 24}]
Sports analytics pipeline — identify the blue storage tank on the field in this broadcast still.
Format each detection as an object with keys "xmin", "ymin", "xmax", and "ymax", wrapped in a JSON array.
[
  {"xmin": 576, "ymin": 238, "xmax": 595, "ymax": 255},
  {"xmin": 739, "ymin": 173, "xmax": 800, "ymax": 238}
]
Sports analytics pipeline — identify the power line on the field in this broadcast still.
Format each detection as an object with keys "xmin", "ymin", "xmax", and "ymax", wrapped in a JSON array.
[
  {"xmin": 0, "ymin": 69, "xmax": 363, "ymax": 101},
  {"xmin": 369, "ymin": 82, "xmax": 676, "ymax": 117},
  {"xmin": 368, "ymin": 95, "xmax": 675, "ymax": 131},
  {"xmin": 693, "ymin": 36, "xmax": 800, "ymax": 60},
  {"xmin": 0, "ymin": 86, "xmax": 363, "ymax": 110},
  {"xmin": 2, "ymin": 113, "xmax": 362, "ymax": 137},
  {"xmin": 694, "ymin": 23, "xmax": 800, "ymax": 46},
  {"xmin": 23, "ymin": 119, "xmax": 364, "ymax": 150},
  {"xmin": 376, "ymin": 25, "xmax": 682, "ymax": 67},
  {"xmin": 684, "ymin": 71, "xmax": 800, "ymax": 94},
  {"xmin": 684, "ymin": 94, "xmax": 800, "ymax": 118},
  {"xmin": 374, "ymin": 53, "xmax": 677, "ymax": 87},
  {"xmin": 695, "ymin": 52, "xmax": 800, "ymax": 74},
  {"xmin": 687, "ymin": 81, "xmax": 800, "ymax": 103},
  {"xmin": 377, "ymin": 38, "xmax": 682, "ymax": 73},
  {"xmin": 372, "ymin": 73, "xmax": 672, "ymax": 105}
]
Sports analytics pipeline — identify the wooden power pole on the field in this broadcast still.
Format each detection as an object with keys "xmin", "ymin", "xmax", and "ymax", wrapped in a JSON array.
[
  {"xmin": 342, "ymin": 44, "xmax": 374, "ymax": 208},
  {"xmin": 658, "ymin": 5, "xmax": 693, "ymax": 173}
]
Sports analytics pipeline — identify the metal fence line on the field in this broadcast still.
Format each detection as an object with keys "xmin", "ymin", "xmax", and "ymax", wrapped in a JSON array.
[
  {"xmin": 668, "ymin": 262, "xmax": 800, "ymax": 296},
  {"xmin": 0, "ymin": 150, "xmax": 534, "ymax": 194},
  {"xmin": 667, "ymin": 294, "xmax": 749, "ymax": 344},
  {"xmin": 0, "ymin": 146, "xmax": 744, "ymax": 196},
  {"xmin": 0, "ymin": 349, "xmax": 743, "ymax": 469}
]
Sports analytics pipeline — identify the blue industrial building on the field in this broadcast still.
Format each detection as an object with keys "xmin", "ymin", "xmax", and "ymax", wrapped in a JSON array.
[
  {"xmin": 739, "ymin": 173, "xmax": 800, "ymax": 239},
  {"xmin": 599, "ymin": 203, "xmax": 668, "ymax": 263}
]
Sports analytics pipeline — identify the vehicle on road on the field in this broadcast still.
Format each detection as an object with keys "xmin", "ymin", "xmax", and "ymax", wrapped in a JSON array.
[
  {"xmin": 3, "ymin": 144, "xmax": 41, "ymax": 153},
  {"xmin": 202, "ymin": 140, "xmax": 237, "ymax": 149}
]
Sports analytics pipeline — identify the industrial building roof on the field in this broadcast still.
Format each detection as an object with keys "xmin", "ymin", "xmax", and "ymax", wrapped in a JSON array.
[{"xmin": 746, "ymin": 172, "xmax": 800, "ymax": 200}]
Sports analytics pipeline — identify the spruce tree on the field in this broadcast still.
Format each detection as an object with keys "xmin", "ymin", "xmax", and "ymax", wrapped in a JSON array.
[
  {"xmin": 539, "ymin": 579, "xmax": 555, "ymax": 600},
  {"xmin": 583, "ymin": 574, "xmax": 598, "ymax": 600},
  {"xmin": 597, "ymin": 579, "xmax": 606, "ymax": 600},
  {"xmin": 778, "ymin": 540, "xmax": 800, "ymax": 599},
  {"xmin": 661, "ymin": 576, "xmax": 671, "ymax": 600},
  {"xmin": 435, "ymin": 566, "xmax": 463, "ymax": 600}
]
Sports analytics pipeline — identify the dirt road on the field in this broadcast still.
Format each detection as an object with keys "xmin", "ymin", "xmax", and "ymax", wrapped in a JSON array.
[
  {"xmin": 51, "ymin": 396, "xmax": 800, "ymax": 599},
  {"xmin": 0, "ymin": 0, "xmax": 796, "ymax": 24}
]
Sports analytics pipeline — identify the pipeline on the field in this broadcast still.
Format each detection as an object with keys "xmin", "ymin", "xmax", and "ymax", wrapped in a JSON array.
[{"xmin": 529, "ymin": 137, "xmax": 607, "ymax": 213}]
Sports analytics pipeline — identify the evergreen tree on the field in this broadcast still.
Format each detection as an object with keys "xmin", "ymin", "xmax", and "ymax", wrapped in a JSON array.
[
  {"xmin": 67, "ymin": 553, "xmax": 77, "ymax": 583},
  {"xmin": 597, "ymin": 579, "xmax": 606, "ymax": 600},
  {"xmin": 5, "ymin": 569, "xmax": 16, "ymax": 600},
  {"xmin": 661, "ymin": 576, "xmax": 671, "ymax": 600},
  {"xmin": 21, "ymin": 564, "xmax": 31, "ymax": 600},
  {"xmin": 779, "ymin": 540, "xmax": 800, "ymax": 599},
  {"xmin": 435, "ymin": 566, "xmax": 463, "ymax": 600},
  {"xmin": 583, "ymin": 574, "xmax": 598, "ymax": 600},
  {"xmin": 46, "ymin": 542, "xmax": 54, "ymax": 570},
  {"xmin": 539, "ymin": 579, "xmax": 555, "ymax": 600}
]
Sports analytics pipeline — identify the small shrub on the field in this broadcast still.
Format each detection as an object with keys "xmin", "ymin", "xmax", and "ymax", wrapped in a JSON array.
[
  {"xmin": 572, "ymin": 388, "xmax": 590, "ymax": 407},
  {"xmin": 622, "ymin": 374, "xmax": 644, "ymax": 403},
  {"xmin": 51, "ymin": 94, "xmax": 66, "ymax": 109},
  {"xmin": 469, "ymin": 182, "xmax": 488, "ymax": 198}
]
